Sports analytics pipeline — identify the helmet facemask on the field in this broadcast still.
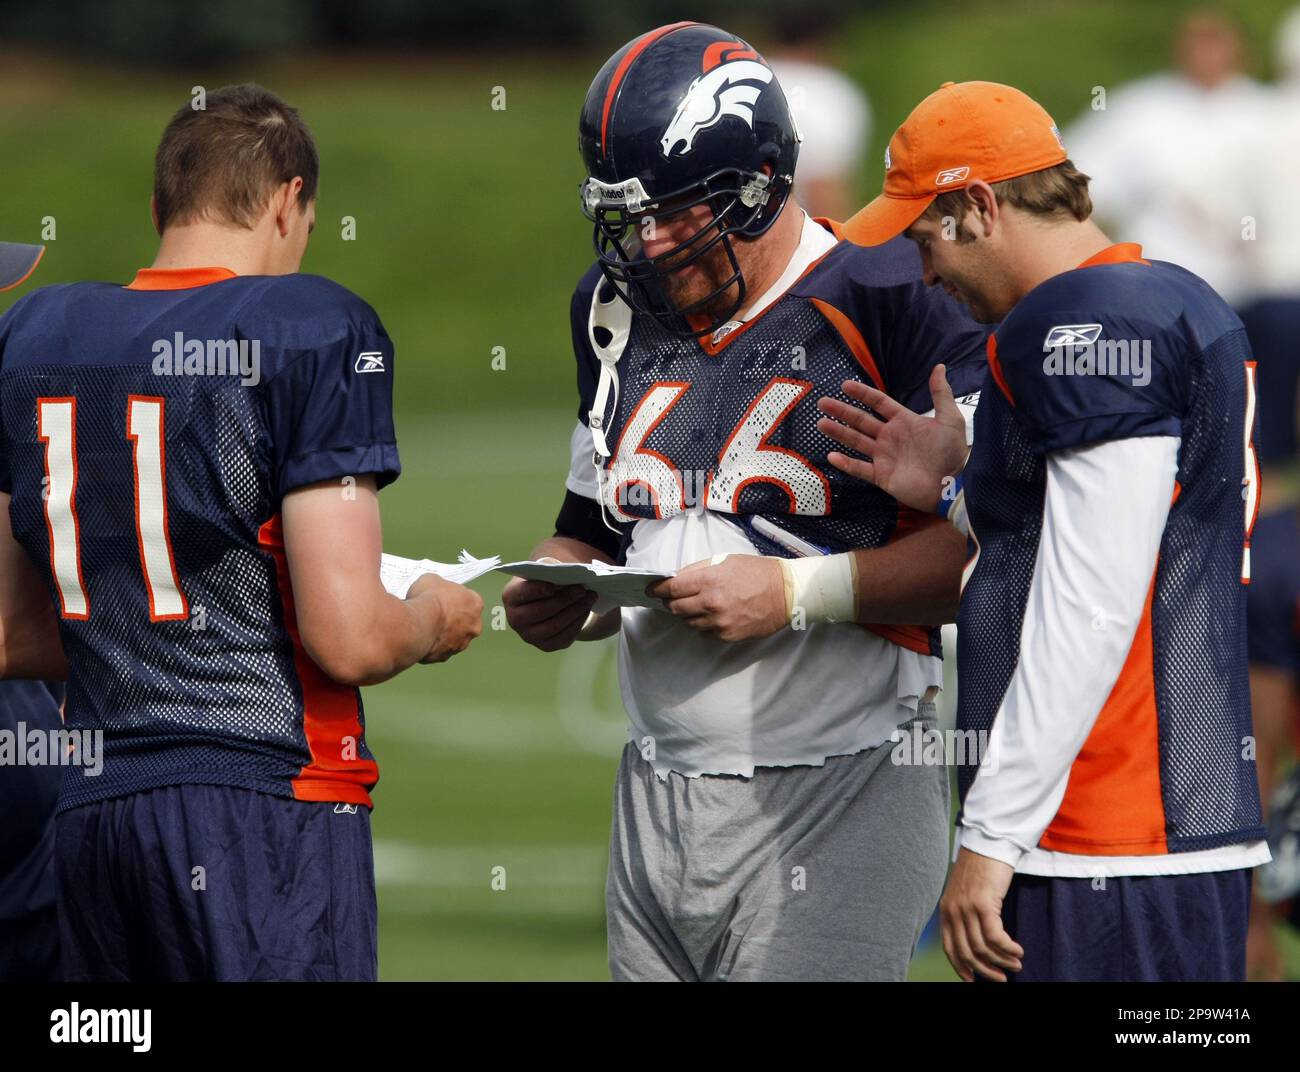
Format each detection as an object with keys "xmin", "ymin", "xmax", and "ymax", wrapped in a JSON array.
[{"xmin": 582, "ymin": 167, "xmax": 775, "ymax": 338}]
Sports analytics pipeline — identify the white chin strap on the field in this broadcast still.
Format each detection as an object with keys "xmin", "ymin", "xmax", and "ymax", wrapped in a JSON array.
[{"xmin": 587, "ymin": 282, "xmax": 634, "ymax": 534}]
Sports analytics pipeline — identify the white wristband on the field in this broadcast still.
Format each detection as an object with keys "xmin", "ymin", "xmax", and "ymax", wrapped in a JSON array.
[
  {"xmin": 945, "ymin": 487, "xmax": 971, "ymax": 538},
  {"xmin": 779, "ymin": 553, "xmax": 858, "ymax": 625}
]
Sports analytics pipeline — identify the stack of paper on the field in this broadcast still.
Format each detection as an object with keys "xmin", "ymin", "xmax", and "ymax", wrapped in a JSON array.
[
  {"xmin": 379, "ymin": 551, "xmax": 501, "ymax": 598},
  {"xmin": 492, "ymin": 559, "xmax": 671, "ymax": 612},
  {"xmin": 380, "ymin": 550, "xmax": 673, "ymax": 612}
]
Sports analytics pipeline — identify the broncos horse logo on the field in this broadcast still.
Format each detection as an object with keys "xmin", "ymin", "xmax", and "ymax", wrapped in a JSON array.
[{"xmin": 660, "ymin": 42, "xmax": 773, "ymax": 157}]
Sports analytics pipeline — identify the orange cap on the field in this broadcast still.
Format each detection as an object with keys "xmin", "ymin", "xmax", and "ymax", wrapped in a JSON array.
[{"xmin": 842, "ymin": 81, "xmax": 1067, "ymax": 246}]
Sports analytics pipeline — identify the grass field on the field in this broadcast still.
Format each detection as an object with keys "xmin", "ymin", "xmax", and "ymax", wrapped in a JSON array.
[{"xmin": 3, "ymin": 0, "xmax": 1299, "ymax": 980}]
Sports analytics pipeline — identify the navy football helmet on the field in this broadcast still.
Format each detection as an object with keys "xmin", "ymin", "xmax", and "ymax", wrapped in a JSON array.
[{"xmin": 579, "ymin": 22, "xmax": 801, "ymax": 337}]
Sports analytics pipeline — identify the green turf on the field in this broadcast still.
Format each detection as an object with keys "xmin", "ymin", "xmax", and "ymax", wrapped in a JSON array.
[{"xmin": 3, "ymin": 0, "xmax": 1300, "ymax": 981}]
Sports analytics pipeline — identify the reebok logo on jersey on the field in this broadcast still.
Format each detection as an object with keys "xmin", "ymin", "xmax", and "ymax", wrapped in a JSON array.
[
  {"xmin": 1043, "ymin": 323, "xmax": 1103, "ymax": 348},
  {"xmin": 935, "ymin": 166, "xmax": 970, "ymax": 186},
  {"xmin": 711, "ymin": 320, "xmax": 742, "ymax": 345},
  {"xmin": 1042, "ymin": 324, "xmax": 1152, "ymax": 387},
  {"xmin": 354, "ymin": 351, "xmax": 385, "ymax": 373}
]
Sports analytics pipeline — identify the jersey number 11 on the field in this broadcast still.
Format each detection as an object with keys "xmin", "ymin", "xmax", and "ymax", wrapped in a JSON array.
[{"xmin": 37, "ymin": 396, "xmax": 189, "ymax": 622}]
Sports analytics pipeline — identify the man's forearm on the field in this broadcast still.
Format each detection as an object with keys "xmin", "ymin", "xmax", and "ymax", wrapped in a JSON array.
[
  {"xmin": 300, "ymin": 583, "xmax": 441, "ymax": 687},
  {"xmin": 341, "ymin": 588, "xmax": 443, "ymax": 686},
  {"xmin": 850, "ymin": 517, "xmax": 966, "ymax": 626}
]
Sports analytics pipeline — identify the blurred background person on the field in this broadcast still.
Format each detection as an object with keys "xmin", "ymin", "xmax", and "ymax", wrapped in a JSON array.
[
  {"xmin": 1238, "ymin": 5, "xmax": 1300, "ymax": 299},
  {"xmin": 766, "ymin": 3, "xmax": 870, "ymax": 221},
  {"xmin": 1063, "ymin": 9, "xmax": 1267, "ymax": 305}
]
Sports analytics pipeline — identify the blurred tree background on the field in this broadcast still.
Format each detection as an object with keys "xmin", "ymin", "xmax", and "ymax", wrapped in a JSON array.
[{"xmin": 2, "ymin": 0, "xmax": 1297, "ymax": 980}]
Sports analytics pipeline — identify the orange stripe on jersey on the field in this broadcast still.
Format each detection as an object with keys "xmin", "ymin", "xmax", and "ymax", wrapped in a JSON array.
[
  {"xmin": 811, "ymin": 297, "xmax": 886, "ymax": 390},
  {"xmin": 125, "ymin": 266, "xmax": 237, "ymax": 291},
  {"xmin": 985, "ymin": 332, "xmax": 1015, "ymax": 406},
  {"xmin": 1038, "ymin": 564, "xmax": 1168, "ymax": 856},
  {"xmin": 1078, "ymin": 242, "xmax": 1150, "ymax": 269},
  {"xmin": 257, "ymin": 514, "xmax": 377, "ymax": 808},
  {"xmin": 864, "ymin": 622, "xmax": 933, "ymax": 656},
  {"xmin": 690, "ymin": 248, "xmax": 838, "ymax": 356},
  {"xmin": 600, "ymin": 22, "xmax": 695, "ymax": 157}
]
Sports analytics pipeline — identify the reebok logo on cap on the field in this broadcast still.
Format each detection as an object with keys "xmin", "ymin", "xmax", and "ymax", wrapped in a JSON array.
[{"xmin": 842, "ymin": 81, "xmax": 1068, "ymax": 247}]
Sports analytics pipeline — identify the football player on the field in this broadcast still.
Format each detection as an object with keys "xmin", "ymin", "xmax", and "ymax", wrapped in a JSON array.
[
  {"xmin": 0, "ymin": 242, "xmax": 64, "ymax": 982},
  {"xmin": 503, "ymin": 23, "xmax": 989, "ymax": 981},
  {"xmin": 822, "ymin": 81, "xmax": 1268, "ymax": 981},
  {"xmin": 1238, "ymin": 299, "xmax": 1300, "ymax": 980},
  {"xmin": 0, "ymin": 85, "xmax": 483, "ymax": 981}
]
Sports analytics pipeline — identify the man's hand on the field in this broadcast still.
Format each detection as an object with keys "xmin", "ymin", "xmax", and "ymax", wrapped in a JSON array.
[
  {"xmin": 408, "ymin": 574, "xmax": 484, "ymax": 663},
  {"xmin": 503, "ymin": 577, "xmax": 599, "ymax": 652},
  {"xmin": 648, "ymin": 554, "xmax": 786, "ymax": 642},
  {"xmin": 816, "ymin": 364, "xmax": 968, "ymax": 513},
  {"xmin": 940, "ymin": 848, "xmax": 1024, "ymax": 982}
]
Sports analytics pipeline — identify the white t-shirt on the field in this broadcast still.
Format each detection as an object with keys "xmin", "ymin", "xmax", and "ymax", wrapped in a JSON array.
[
  {"xmin": 1062, "ymin": 73, "xmax": 1269, "ymax": 305},
  {"xmin": 1228, "ymin": 85, "xmax": 1300, "ymax": 298},
  {"xmin": 566, "ymin": 214, "xmax": 942, "ymax": 778}
]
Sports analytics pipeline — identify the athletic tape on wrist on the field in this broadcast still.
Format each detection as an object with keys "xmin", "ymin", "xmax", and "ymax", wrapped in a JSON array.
[{"xmin": 779, "ymin": 553, "xmax": 858, "ymax": 625}]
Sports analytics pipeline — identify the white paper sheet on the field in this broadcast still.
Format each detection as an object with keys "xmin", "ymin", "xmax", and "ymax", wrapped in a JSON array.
[
  {"xmin": 379, "ymin": 551, "xmax": 501, "ymax": 598},
  {"xmin": 380, "ymin": 550, "xmax": 672, "ymax": 612},
  {"xmin": 492, "ymin": 560, "xmax": 672, "ymax": 613}
]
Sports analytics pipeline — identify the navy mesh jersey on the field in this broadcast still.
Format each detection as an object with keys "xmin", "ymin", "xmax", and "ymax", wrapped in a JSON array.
[
  {"xmin": 572, "ymin": 229, "xmax": 990, "ymax": 657},
  {"xmin": 958, "ymin": 246, "xmax": 1265, "ymax": 855},
  {"xmin": 0, "ymin": 268, "xmax": 399, "ymax": 812}
]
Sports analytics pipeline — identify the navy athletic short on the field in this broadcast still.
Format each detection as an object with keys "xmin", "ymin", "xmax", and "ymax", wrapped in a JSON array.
[
  {"xmin": 55, "ymin": 783, "xmax": 377, "ymax": 981},
  {"xmin": 1000, "ymin": 868, "xmax": 1251, "ymax": 982}
]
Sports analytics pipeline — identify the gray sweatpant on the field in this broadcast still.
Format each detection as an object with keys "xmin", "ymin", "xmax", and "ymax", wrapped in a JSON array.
[{"xmin": 606, "ymin": 708, "xmax": 950, "ymax": 981}]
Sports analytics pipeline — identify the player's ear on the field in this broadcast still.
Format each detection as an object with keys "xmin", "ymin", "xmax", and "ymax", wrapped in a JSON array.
[
  {"xmin": 965, "ymin": 181, "xmax": 999, "ymax": 237},
  {"xmin": 272, "ymin": 178, "xmax": 305, "ymax": 238}
]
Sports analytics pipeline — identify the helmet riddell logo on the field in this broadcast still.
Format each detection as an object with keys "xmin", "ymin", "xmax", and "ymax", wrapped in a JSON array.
[
  {"xmin": 935, "ymin": 166, "xmax": 971, "ymax": 186},
  {"xmin": 660, "ymin": 42, "xmax": 773, "ymax": 158}
]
